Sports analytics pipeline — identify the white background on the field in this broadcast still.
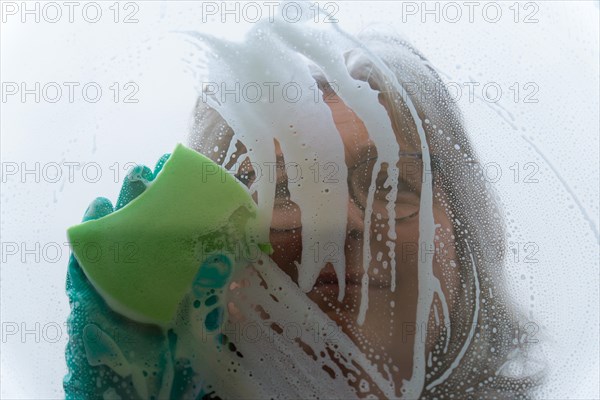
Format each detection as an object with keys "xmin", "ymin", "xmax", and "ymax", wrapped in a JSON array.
[{"xmin": 1, "ymin": 1, "xmax": 598, "ymax": 398}]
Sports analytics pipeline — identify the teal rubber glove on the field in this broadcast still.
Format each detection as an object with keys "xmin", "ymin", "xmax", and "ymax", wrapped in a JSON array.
[{"xmin": 63, "ymin": 152, "xmax": 233, "ymax": 399}]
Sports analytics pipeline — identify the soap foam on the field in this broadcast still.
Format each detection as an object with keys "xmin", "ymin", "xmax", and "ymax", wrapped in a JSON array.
[
  {"xmin": 186, "ymin": 3, "xmax": 448, "ymax": 398},
  {"xmin": 184, "ymin": 3, "xmax": 447, "ymax": 398},
  {"xmin": 76, "ymin": 3, "xmax": 465, "ymax": 399}
]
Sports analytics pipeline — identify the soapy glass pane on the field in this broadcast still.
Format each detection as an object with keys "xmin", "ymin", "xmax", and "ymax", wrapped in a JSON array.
[
  {"xmin": 348, "ymin": 153, "xmax": 427, "ymax": 221},
  {"xmin": 0, "ymin": 2, "xmax": 598, "ymax": 400},
  {"xmin": 188, "ymin": 18, "xmax": 531, "ymax": 400}
]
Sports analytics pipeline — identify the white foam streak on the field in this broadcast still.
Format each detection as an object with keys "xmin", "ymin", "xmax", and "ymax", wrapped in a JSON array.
[
  {"xmin": 269, "ymin": 11, "xmax": 401, "ymax": 323},
  {"xmin": 187, "ymin": 2, "xmax": 451, "ymax": 396},
  {"xmin": 234, "ymin": 255, "xmax": 397, "ymax": 398},
  {"xmin": 425, "ymin": 239, "xmax": 480, "ymax": 390},
  {"xmin": 190, "ymin": 18, "xmax": 350, "ymax": 298},
  {"xmin": 187, "ymin": 32, "xmax": 277, "ymax": 245},
  {"xmin": 329, "ymin": 40, "xmax": 448, "ymax": 397}
]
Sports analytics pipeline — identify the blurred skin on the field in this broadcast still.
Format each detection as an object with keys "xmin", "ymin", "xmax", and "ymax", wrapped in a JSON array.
[{"xmin": 234, "ymin": 93, "xmax": 460, "ymax": 388}]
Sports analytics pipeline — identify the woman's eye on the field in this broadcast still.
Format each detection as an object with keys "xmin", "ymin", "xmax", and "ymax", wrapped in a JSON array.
[
  {"xmin": 393, "ymin": 196, "xmax": 420, "ymax": 221},
  {"xmin": 352, "ymin": 175, "xmax": 421, "ymax": 221},
  {"xmin": 374, "ymin": 181, "xmax": 420, "ymax": 221},
  {"xmin": 349, "ymin": 156, "xmax": 424, "ymax": 221}
]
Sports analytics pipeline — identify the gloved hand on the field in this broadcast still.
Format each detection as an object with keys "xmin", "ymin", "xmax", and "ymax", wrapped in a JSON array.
[{"xmin": 63, "ymin": 153, "xmax": 215, "ymax": 400}]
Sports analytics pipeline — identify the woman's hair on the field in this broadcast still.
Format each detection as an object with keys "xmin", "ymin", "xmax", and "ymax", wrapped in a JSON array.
[{"xmin": 189, "ymin": 27, "xmax": 545, "ymax": 399}]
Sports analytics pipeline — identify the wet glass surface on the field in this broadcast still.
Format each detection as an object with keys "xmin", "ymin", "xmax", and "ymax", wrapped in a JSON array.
[{"xmin": 1, "ymin": 2, "xmax": 598, "ymax": 399}]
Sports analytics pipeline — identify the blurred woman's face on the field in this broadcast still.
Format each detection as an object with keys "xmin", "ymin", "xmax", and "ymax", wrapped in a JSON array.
[{"xmin": 238, "ymin": 93, "xmax": 460, "ymax": 386}]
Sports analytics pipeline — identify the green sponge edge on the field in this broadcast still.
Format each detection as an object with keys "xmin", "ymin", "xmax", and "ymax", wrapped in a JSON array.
[{"xmin": 67, "ymin": 143, "xmax": 270, "ymax": 325}]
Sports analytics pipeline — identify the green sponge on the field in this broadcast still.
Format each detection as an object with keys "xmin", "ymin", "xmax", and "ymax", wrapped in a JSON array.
[{"xmin": 67, "ymin": 144, "xmax": 263, "ymax": 325}]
